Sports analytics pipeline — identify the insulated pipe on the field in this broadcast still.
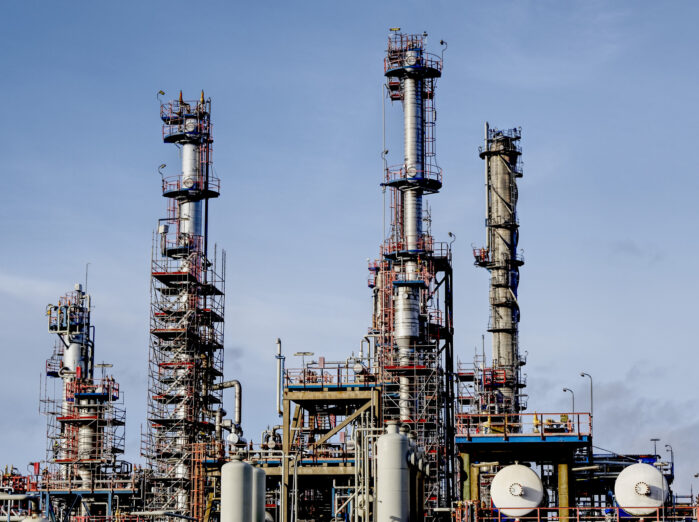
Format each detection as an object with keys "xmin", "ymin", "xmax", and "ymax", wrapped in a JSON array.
[
  {"xmin": 460, "ymin": 453, "xmax": 471, "ymax": 503},
  {"xmin": 484, "ymin": 122, "xmax": 490, "ymax": 251},
  {"xmin": 360, "ymin": 336, "xmax": 371, "ymax": 360},
  {"xmin": 0, "ymin": 494, "xmax": 40, "ymax": 513},
  {"xmin": 215, "ymin": 409, "xmax": 226, "ymax": 442},
  {"xmin": 275, "ymin": 339, "xmax": 284, "ymax": 417},
  {"xmin": 470, "ymin": 464, "xmax": 480, "ymax": 501},
  {"xmin": 212, "ymin": 380, "xmax": 242, "ymax": 428}
]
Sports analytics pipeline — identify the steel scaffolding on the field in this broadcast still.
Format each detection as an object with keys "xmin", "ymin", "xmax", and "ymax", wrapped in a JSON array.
[
  {"xmin": 142, "ymin": 93, "xmax": 225, "ymax": 517},
  {"xmin": 40, "ymin": 286, "xmax": 133, "ymax": 520}
]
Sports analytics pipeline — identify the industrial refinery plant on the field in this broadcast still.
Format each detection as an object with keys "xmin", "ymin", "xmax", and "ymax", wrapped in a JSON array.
[{"xmin": 1, "ymin": 31, "xmax": 696, "ymax": 522}]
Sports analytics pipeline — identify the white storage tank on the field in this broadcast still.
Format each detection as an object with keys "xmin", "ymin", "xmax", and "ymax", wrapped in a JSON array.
[
  {"xmin": 221, "ymin": 454, "xmax": 253, "ymax": 522},
  {"xmin": 251, "ymin": 465, "xmax": 266, "ymax": 522},
  {"xmin": 614, "ymin": 462, "xmax": 668, "ymax": 516},
  {"xmin": 376, "ymin": 421, "xmax": 410, "ymax": 522},
  {"xmin": 490, "ymin": 464, "xmax": 544, "ymax": 518}
]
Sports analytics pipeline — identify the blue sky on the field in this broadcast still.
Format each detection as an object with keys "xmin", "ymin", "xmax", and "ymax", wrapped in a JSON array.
[{"xmin": 1, "ymin": 0, "xmax": 698, "ymax": 496}]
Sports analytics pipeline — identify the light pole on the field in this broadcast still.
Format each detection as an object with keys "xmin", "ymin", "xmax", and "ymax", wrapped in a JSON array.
[
  {"xmin": 665, "ymin": 444, "xmax": 674, "ymax": 476},
  {"xmin": 651, "ymin": 437, "xmax": 660, "ymax": 457},
  {"xmin": 580, "ymin": 372, "xmax": 593, "ymax": 417},
  {"xmin": 562, "ymin": 387, "xmax": 575, "ymax": 412}
]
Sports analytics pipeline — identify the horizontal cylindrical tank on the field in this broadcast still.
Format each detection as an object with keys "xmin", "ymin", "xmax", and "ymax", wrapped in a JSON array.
[
  {"xmin": 490, "ymin": 464, "xmax": 544, "ymax": 517},
  {"xmin": 221, "ymin": 455, "xmax": 252, "ymax": 522},
  {"xmin": 251, "ymin": 466, "xmax": 266, "ymax": 522},
  {"xmin": 614, "ymin": 462, "xmax": 668, "ymax": 516},
  {"xmin": 376, "ymin": 422, "xmax": 410, "ymax": 522}
]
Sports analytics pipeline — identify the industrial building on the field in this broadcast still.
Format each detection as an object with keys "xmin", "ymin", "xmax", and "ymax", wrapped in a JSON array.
[{"xmin": 0, "ymin": 30, "xmax": 695, "ymax": 522}]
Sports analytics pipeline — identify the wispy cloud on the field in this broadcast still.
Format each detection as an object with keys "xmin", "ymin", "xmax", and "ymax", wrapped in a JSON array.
[{"xmin": 0, "ymin": 270, "xmax": 67, "ymax": 304}]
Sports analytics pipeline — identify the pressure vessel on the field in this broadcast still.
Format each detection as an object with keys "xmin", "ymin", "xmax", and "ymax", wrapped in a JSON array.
[
  {"xmin": 376, "ymin": 422, "xmax": 410, "ymax": 522},
  {"xmin": 221, "ymin": 454, "xmax": 252, "ymax": 522}
]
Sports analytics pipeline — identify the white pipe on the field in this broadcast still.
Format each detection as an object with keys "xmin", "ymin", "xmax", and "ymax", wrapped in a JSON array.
[
  {"xmin": 484, "ymin": 121, "xmax": 490, "ymax": 250},
  {"xmin": 131, "ymin": 511, "xmax": 197, "ymax": 520},
  {"xmin": 213, "ymin": 380, "xmax": 242, "ymax": 428},
  {"xmin": 276, "ymin": 339, "xmax": 284, "ymax": 417},
  {"xmin": 0, "ymin": 494, "xmax": 39, "ymax": 508}
]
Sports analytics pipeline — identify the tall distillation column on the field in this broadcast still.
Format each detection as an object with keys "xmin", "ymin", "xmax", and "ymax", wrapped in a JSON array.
[
  {"xmin": 384, "ymin": 34, "xmax": 442, "ymax": 424},
  {"xmin": 396, "ymin": 47, "xmax": 424, "ymax": 422},
  {"xmin": 44, "ymin": 284, "xmax": 126, "ymax": 516},
  {"xmin": 475, "ymin": 124, "xmax": 525, "ymax": 413},
  {"xmin": 144, "ymin": 92, "xmax": 226, "ymax": 517},
  {"xmin": 371, "ymin": 31, "xmax": 455, "ymax": 514}
]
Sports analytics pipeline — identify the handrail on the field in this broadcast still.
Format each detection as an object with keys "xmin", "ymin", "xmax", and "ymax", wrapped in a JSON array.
[
  {"xmin": 384, "ymin": 164, "xmax": 442, "ymax": 185},
  {"xmin": 161, "ymin": 174, "xmax": 220, "ymax": 195},
  {"xmin": 455, "ymin": 412, "xmax": 592, "ymax": 438},
  {"xmin": 453, "ymin": 503, "xmax": 699, "ymax": 522}
]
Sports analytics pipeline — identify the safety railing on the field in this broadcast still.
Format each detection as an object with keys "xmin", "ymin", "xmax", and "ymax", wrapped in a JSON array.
[
  {"xmin": 384, "ymin": 164, "xmax": 443, "ymax": 185},
  {"xmin": 284, "ymin": 360, "xmax": 379, "ymax": 389},
  {"xmin": 160, "ymin": 100, "xmax": 211, "ymax": 138},
  {"xmin": 38, "ymin": 474, "xmax": 137, "ymax": 492},
  {"xmin": 161, "ymin": 174, "xmax": 220, "ymax": 196},
  {"xmin": 381, "ymin": 234, "xmax": 436, "ymax": 256},
  {"xmin": 431, "ymin": 241, "xmax": 451, "ymax": 261},
  {"xmin": 243, "ymin": 444, "xmax": 357, "ymax": 465},
  {"xmin": 162, "ymin": 120, "xmax": 211, "ymax": 142},
  {"xmin": 473, "ymin": 247, "xmax": 490, "ymax": 264},
  {"xmin": 47, "ymin": 300, "xmax": 89, "ymax": 334},
  {"xmin": 65, "ymin": 378, "xmax": 120, "ymax": 402},
  {"xmin": 428, "ymin": 309, "xmax": 444, "ymax": 328},
  {"xmin": 380, "ymin": 349, "xmax": 440, "ymax": 371},
  {"xmin": 456, "ymin": 412, "xmax": 592, "ymax": 439},
  {"xmin": 392, "ymin": 265, "xmax": 433, "ymax": 285},
  {"xmin": 384, "ymin": 33, "xmax": 443, "ymax": 74},
  {"xmin": 71, "ymin": 517, "xmax": 147, "ymax": 522},
  {"xmin": 454, "ymin": 504, "xmax": 699, "ymax": 522}
]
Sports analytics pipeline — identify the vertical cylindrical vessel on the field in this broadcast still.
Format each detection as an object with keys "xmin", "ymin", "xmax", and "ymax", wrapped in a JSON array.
[
  {"xmin": 377, "ymin": 31, "xmax": 451, "ymax": 513},
  {"xmin": 251, "ymin": 466, "xmax": 266, "ymax": 522},
  {"xmin": 221, "ymin": 456, "xmax": 253, "ymax": 522},
  {"xmin": 179, "ymin": 140, "xmax": 202, "ymax": 239},
  {"xmin": 478, "ymin": 125, "xmax": 524, "ymax": 412},
  {"xmin": 376, "ymin": 422, "xmax": 410, "ymax": 522}
]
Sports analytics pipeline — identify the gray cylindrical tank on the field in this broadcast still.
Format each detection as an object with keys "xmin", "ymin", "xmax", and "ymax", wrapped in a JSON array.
[
  {"xmin": 376, "ymin": 422, "xmax": 410, "ymax": 522},
  {"xmin": 221, "ymin": 455, "xmax": 253, "ymax": 522},
  {"xmin": 251, "ymin": 466, "xmax": 266, "ymax": 522}
]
